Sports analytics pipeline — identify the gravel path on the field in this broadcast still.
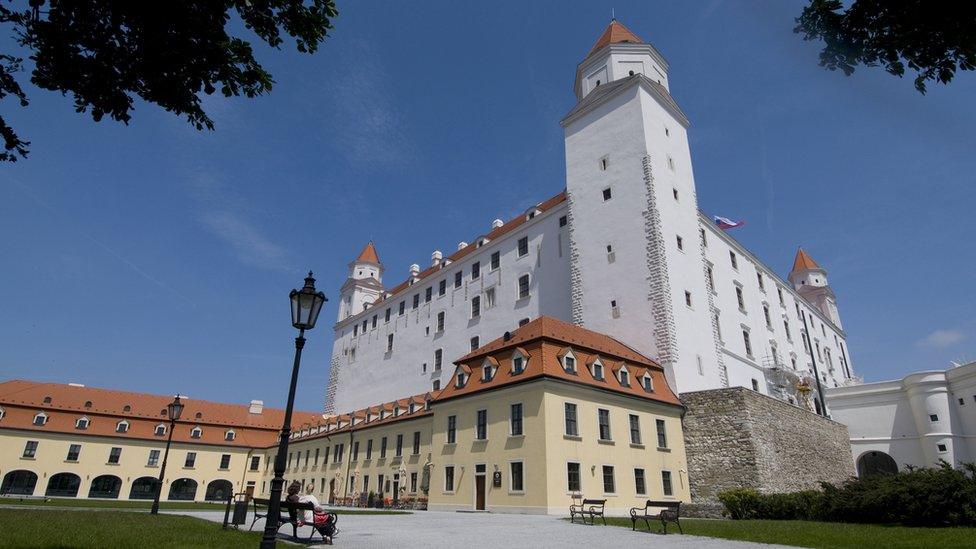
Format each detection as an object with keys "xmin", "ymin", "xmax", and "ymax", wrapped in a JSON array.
[{"xmin": 177, "ymin": 509, "xmax": 790, "ymax": 549}]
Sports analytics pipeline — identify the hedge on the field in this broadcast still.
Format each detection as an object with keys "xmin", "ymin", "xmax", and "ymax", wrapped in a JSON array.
[{"xmin": 718, "ymin": 462, "xmax": 976, "ymax": 527}]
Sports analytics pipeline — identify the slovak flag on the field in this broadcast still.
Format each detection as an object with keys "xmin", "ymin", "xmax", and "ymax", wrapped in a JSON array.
[{"xmin": 713, "ymin": 215, "xmax": 746, "ymax": 230}]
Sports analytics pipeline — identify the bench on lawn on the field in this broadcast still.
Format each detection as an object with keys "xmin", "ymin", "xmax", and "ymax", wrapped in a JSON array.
[
  {"xmin": 248, "ymin": 498, "xmax": 334, "ymax": 541},
  {"xmin": 569, "ymin": 497, "xmax": 606, "ymax": 525},
  {"xmin": 629, "ymin": 500, "xmax": 682, "ymax": 534}
]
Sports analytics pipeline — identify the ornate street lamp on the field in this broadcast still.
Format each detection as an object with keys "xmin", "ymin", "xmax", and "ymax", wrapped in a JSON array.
[
  {"xmin": 261, "ymin": 272, "xmax": 326, "ymax": 548},
  {"xmin": 150, "ymin": 395, "xmax": 185, "ymax": 515}
]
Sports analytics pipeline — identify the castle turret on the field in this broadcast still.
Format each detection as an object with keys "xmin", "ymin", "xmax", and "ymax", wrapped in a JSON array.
[
  {"xmin": 338, "ymin": 242, "xmax": 385, "ymax": 321},
  {"xmin": 573, "ymin": 19, "xmax": 671, "ymax": 101},
  {"xmin": 788, "ymin": 248, "xmax": 842, "ymax": 328}
]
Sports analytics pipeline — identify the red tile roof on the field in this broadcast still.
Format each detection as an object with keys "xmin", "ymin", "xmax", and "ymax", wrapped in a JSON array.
[
  {"xmin": 587, "ymin": 20, "xmax": 644, "ymax": 58},
  {"xmin": 0, "ymin": 380, "xmax": 321, "ymax": 448},
  {"xmin": 355, "ymin": 241, "xmax": 381, "ymax": 264},
  {"xmin": 791, "ymin": 248, "xmax": 821, "ymax": 273}
]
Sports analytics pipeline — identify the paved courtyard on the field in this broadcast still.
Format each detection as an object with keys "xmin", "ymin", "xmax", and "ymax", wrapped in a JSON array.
[{"xmin": 180, "ymin": 509, "xmax": 790, "ymax": 549}]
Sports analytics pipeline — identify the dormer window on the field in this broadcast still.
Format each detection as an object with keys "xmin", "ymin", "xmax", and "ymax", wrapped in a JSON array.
[
  {"xmin": 195, "ymin": 412, "xmax": 202, "ymax": 419},
  {"xmin": 560, "ymin": 350, "xmax": 578, "ymax": 374},
  {"xmin": 511, "ymin": 350, "xmax": 528, "ymax": 374},
  {"xmin": 190, "ymin": 426, "xmax": 202, "ymax": 439},
  {"xmin": 75, "ymin": 417, "xmax": 90, "ymax": 430},
  {"xmin": 225, "ymin": 430, "xmax": 236, "ymax": 441},
  {"xmin": 455, "ymin": 371, "xmax": 469, "ymax": 389},
  {"xmin": 116, "ymin": 420, "xmax": 129, "ymax": 433},
  {"xmin": 642, "ymin": 373, "xmax": 654, "ymax": 391},
  {"xmin": 123, "ymin": 405, "xmax": 131, "ymax": 412},
  {"xmin": 482, "ymin": 364, "xmax": 493, "ymax": 382},
  {"xmin": 84, "ymin": 401, "xmax": 92, "ymax": 409},
  {"xmin": 618, "ymin": 368, "xmax": 630, "ymax": 387},
  {"xmin": 409, "ymin": 403, "xmax": 416, "ymax": 413},
  {"xmin": 33, "ymin": 412, "xmax": 47, "ymax": 426},
  {"xmin": 0, "ymin": 407, "xmax": 4, "ymax": 420},
  {"xmin": 154, "ymin": 424, "xmax": 166, "ymax": 436},
  {"xmin": 43, "ymin": 396, "xmax": 52, "ymax": 404},
  {"xmin": 394, "ymin": 407, "xmax": 400, "ymax": 417}
]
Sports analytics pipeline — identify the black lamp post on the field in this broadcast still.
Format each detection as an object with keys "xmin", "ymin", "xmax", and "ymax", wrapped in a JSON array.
[
  {"xmin": 150, "ymin": 395, "xmax": 185, "ymax": 515},
  {"xmin": 260, "ymin": 272, "xmax": 327, "ymax": 548}
]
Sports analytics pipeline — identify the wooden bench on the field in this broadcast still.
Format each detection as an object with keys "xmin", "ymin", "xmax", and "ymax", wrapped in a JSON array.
[
  {"xmin": 248, "ymin": 498, "xmax": 335, "ymax": 541},
  {"xmin": 569, "ymin": 497, "xmax": 607, "ymax": 525},
  {"xmin": 629, "ymin": 500, "xmax": 682, "ymax": 534}
]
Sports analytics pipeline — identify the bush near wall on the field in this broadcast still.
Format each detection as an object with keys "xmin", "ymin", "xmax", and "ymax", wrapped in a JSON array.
[{"xmin": 718, "ymin": 462, "xmax": 976, "ymax": 527}]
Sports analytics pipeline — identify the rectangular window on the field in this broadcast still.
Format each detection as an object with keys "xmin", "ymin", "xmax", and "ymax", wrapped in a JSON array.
[
  {"xmin": 736, "ymin": 286, "xmax": 745, "ymax": 310},
  {"xmin": 385, "ymin": 308, "xmax": 391, "ymax": 322},
  {"xmin": 629, "ymin": 414, "xmax": 641, "ymax": 445},
  {"xmin": 412, "ymin": 294, "xmax": 420, "ymax": 309},
  {"xmin": 662, "ymin": 471, "xmax": 673, "ymax": 496},
  {"xmin": 777, "ymin": 287, "xmax": 785, "ymax": 306},
  {"xmin": 323, "ymin": 447, "xmax": 329, "ymax": 465},
  {"xmin": 353, "ymin": 441, "xmax": 360, "ymax": 461},
  {"xmin": 602, "ymin": 465, "xmax": 615, "ymax": 494},
  {"xmin": 743, "ymin": 330, "xmax": 753, "ymax": 357},
  {"xmin": 784, "ymin": 320, "xmax": 792, "ymax": 340},
  {"xmin": 567, "ymin": 462, "xmax": 581, "ymax": 492},
  {"xmin": 676, "ymin": 235, "xmax": 683, "ymax": 250},
  {"xmin": 436, "ymin": 311, "xmax": 445, "ymax": 332},
  {"xmin": 598, "ymin": 409, "xmax": 611, "ymax": 441},
  {"xmin": 757, "ymin": 272, "xmax": 765, "ymax": 291},
  {"xmin": 730, "ymin": 251, "xmax": 738, "ymax": 269},
  {"xmin": 372, "ymin": 315, "xmax": 377, "ymax": 329},
  {"xmin": 752, "ymin": 378, "xmax": 760, "ymax": 391},
  {"xmin": 635, "ymin": 468, "xmax": 646, "ymax": 495},
  {"xmin": 559, "ymin": 215, "xmax": 567, "ymax": 227},
  {"xmin": 395, "ymin": 434, "xmax": 403, "ymax": 457},
  {"xmin": 685, "ymin": 291, "xmax": 692, "ymax": 307},
  {"xmin": 353, "ymin": 325, "xmax": 358, "ymax": 337},
  {"xmin": 485, "ymin": 287, "xmax": 496, "ymax": 308},
  {"xmin": 476, "ymin": 409, "xmax": 487, "ymax": 440},
  {"xmin": 66, "ymin": 444, "xmax": 81, "ymax": 461},
  {"xmin": 656, "ymin": 419, "xmax": 668, "ymax": 448},
  {"xmin": 700, "ymin": 227, "xmax": 707, "ymax": 247},
  {"xmin": 412, "ymin": 431, "xmax": 421, "ymax": 455},
  {"xmin": 470, "ymin": 336, "xmax": 480, "ymax": 351},
  {"xmin": 602, "ymin": 187, "xmax": 612, "ymax": 201},
  {"xmin": 337, "ymin": 443, "xmax": 345, "ymax": 462},
  {"xmin": 439, "ymin": 279, "xmax": 446, "ymax": 296},
  {"xmin": 380, "ymin": 437, "xmax": 388, "ymax": 458},
  {"xmin": 510, "ymin": 403, "xmax": 523, "ymax": 436},
  {"xmin": 425, "ymin": 287, "xmax": 432, "ymax": 303},
  {"xmin": 472, "ymin": 262, "xmax": 480, "ymax": 280},
  {"xmin": 447, "ymin": 415, "xmax": 457, "ymax": 444},
  {"xmin": 148, "ymin": 449, "xmax": 161, "ymax": 467},
  {"xmin": 764, "ymin": 305, "xmax": 772, "ymax": 329},
  {"xmin": 510, "ymin": 461, "xmax": 524, "ymax": 492},
  {"xmin": 366, "ymin": 439, "xmax": 373, "ymax": 460},
  {"xmin": 23, "ymin": 440, "xmax": 38, "ymax": 458},
  {"xmin": 398, "ymin": 301, "xmax": 405, "ymax": 316},
  {"xmin": 706, "ymin": 266, "xmax": 714, "ymax": 291},
  {"xmin": 518, "ymin": 274, "xmax": 530, "ymax": 299},
  {"xmin": 219, "ymin": 454, "xmax": 231, "ymax": 469},
  {"xmin": 250, "ymin": 455, "xmax": 260, "ymax": 471},
  {"xmin": 387, "ymin": 333, "xmax": 394, "ymax": 352},
  {"xmin": 185, "ymin": 452, "xmax": 196, "ymax": 468},
  {"xmin": 564, "ymin": 403, "xmax": 578, "ymax": 436},
  {"xmin": 454, "ymin": 271, "xmax": 462, "ymax": 288},
  {"xmin": 108, "ymin": 447, "xmax": 122, "ymax": 464},
  {"xmin": 434, "ymin": 349, "xmax": 443, "ymax": 370},
  {"xmin": 517, "ymin": 236, "xmax": 529, "ymax": 257},
  {"xmin": 410, "ymin": 472, "xmax": 417, "ymax": 493},
  {"xmin": 471, "ymin": 295, "xmax": 480, "ymax": 318},
  {"xmin": 930, "ymin": 414, "xmax": 939, "ymax": 422},
  {"xmin": 491, "ymin": 251, "xmax": 500, "ymax": 270},
  {"xmin": 314, "ymin": 448, "xmax": 319, "ymax": 466},
  {"xmin": 445, "ymin": 466, "xmax": 455, "ymax": 492}
]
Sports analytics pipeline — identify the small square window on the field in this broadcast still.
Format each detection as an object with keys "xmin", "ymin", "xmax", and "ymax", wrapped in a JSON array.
[
  {"xmin": 937, "ymin": 443, "xmax": 948, "ymax": 452},
  {"xmin": 599, "ymin": 156, "xmax": 609, "ymax": 170},
  {"xmin": 929, "ymin": 414, "xmax": 939, "ymax": 422},
  {"xmin": 559, "ymin": 216, "xmax": 567, "ymax": 227},
  {"xmin": 602, "ymin": 188, "xmax": 612, "ymax": 201}
]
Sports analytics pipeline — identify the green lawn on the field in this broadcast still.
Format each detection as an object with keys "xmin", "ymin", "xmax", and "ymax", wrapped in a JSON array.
[
  {"xmin": 0, "ymin": 497, "xmax": 228, "ymax": 511},
  {"xmin": 594, "ymin": 516, "xmax": 976, "ymax": 549},
  {"xmin": 0, "ymin": 508, "xmax": 264, "ymax": 548}
]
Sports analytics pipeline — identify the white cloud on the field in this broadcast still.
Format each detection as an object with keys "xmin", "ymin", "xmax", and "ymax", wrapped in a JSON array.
[
  {"xmin": 202, "ymin": 210, "xmax": 291, "ymax": 272},
  {"xmin": 917, "ymin": 329, "xmax": 967, "ymax": 349}
]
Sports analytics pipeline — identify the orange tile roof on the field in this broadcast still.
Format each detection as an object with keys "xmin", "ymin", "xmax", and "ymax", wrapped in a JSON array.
[
  {"xmin": 791, "ymin": 248, "xmax": 822, "ymax": 273},
  {"xmin": 441, "ymin": 317, "xmax": 680, "ymax": 406},
  {"xmin": 0, "ymin": 380, "xmax": 321, "ymax": 448},
  {"xmin": 355, "ymin": 241, "xmax": 381, "ymax": 264},
  {"xmin": 587, "ymin": 20, "xmax": 644, "ymax": 58},
  {"xmin": 294, "ymin": 391, "xmax": 434, "ymax": 442}
]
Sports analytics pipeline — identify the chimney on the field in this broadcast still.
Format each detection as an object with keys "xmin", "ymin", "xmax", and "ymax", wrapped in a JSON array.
[
  {"xmin": 248, "ymin": 400, "xmax": 264, "ymax": 415},
  {"xmin": 431, "ymin": 250, "xmax": 443, "ymax": 267},
  {"xmin": 458, "ymin": 241, "xmax": 468, "ymax": 250},
  {"xmin": 491, "ymin": 219, "xmax": 504, "ymax": 230},
  {"xmin": 68, "ymin": 382, "xmax": 85, "ymax": 387},
  {"xmin": 503, "ymin": 331, "xmax": 511, "ymax": 342}
]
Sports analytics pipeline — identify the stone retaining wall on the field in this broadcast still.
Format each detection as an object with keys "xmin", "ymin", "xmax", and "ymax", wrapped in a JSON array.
[{"xmin": 681, "ymin": 387, "xmax": 855, "ymax": 506}]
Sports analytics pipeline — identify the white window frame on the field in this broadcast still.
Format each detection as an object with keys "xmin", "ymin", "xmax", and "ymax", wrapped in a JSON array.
[
  {"xmin": 508, "ymin": 459, "xmax": 525, "ymax": 494},
  {"xmin": 33, "ymin": 412, "xmax": 47, "ymax": 426},
  {"xmin": 190, "ymin": 426, "xmax": 203, "ymax": 439},
  {"xmin": 76, "ymin": 416, "xmax": 90, "ymax": 429},
  {"xmin": 116, "ymin": 420, "xmax": 129, "ymax": 433}
]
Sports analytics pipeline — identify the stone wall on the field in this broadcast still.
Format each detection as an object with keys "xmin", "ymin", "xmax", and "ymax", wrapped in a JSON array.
[{"xmin": 681, "ymin": 387, "xmax": 855, "ymax": 507}]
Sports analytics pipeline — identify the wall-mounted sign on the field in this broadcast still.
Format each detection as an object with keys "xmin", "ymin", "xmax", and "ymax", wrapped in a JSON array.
[{"xmin": 492, "ymin": 471, "xmax": 502, "ymax": 488}]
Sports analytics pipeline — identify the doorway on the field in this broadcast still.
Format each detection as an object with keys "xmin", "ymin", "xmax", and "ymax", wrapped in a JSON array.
[
  {"xmin": 328, "ymin": 479, "xmax": 336, "ymax": 505},
  {"xmin": 474, "ymin": 463, "xmax": 486, "ymax": 511},
  {"xmin": 392, "ymin": 474, "xmax": 400, "ymax": 504}
]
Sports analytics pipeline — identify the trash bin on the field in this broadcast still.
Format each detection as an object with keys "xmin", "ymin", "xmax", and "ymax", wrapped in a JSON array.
[{"xmin": 232, "ymin": 499, "xmax": 248, "ymax": 526}]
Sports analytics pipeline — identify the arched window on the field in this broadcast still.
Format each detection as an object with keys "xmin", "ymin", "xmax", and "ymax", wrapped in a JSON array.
[
  {"xmin": 32, "ymin": 412, "xmax": 47, "ymax": 426},
  {"xmin": 1, "ymin": 470, "xmax": 38, "ymax": 495},
  {"xmin": 43, "ymin": 396, "xmax": 52, "ymax": 404},
  {"xmin": 168, "ymin": 478, "xmax": 198, "ymax": 501},
  {"xmin": 154, "ymin": 424, "xmax": 166, "ymax": 436},
  {"xmin": 88, "ymin": 475, "xmax": 122, "ymax": 499},
  {"xmin": 116, "ymin": 420, "xmax": 129, "ymax": 433},
  {"xmin": 205, "ymin": 479, "xmax": 233, "ymax": 502},
  {"xmin": 224, "ymin": 430, "xmax": 235, "ymax": 441},
  {"xmin": 195, "ymin": 412, "xmax": 202, "ymax": 419},
  {"xmin": 75, "ymin": 417, "xmax": 90, "ymax": 430},
  {"xmin": 129, "ymin": 477, "xmax": 158, "ymax": 500},
  {"xmin": 45, "ymin": 472, "xmax": 81, "ymax": 497},
  {"xmin": 190, "ymin": 426, "xmax": 202, "ymax": 439}
]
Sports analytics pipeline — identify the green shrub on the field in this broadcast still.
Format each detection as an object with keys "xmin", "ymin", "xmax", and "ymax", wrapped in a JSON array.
[{"xmin": 717, "ymin": 461, "xmax": 976, "ymax": 527}]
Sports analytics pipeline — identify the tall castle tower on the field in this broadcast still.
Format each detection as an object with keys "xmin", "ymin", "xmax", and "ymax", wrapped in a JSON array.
[
  {"xmin": 562, "ymin": 20, "xmax": 722, "ymax": 392},
  {"xmin": 337, "ymin": 242, "xmax": 385, "ymax": 321},
  {"xmin": 788, "ymin": 248, "xmax": 842, "ymax": 328}
]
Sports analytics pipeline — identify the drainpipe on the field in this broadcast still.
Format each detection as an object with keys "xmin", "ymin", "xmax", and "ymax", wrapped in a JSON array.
[
  {"xmin": 239, "ymin": 448, "xmax": 254, "ymax": 496},
  {"xmin": 801, "ymin": 310, "xmax": 827, "ymax": 417}
]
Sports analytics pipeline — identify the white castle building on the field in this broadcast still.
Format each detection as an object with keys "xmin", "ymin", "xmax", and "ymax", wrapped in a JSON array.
[{"xmin": 325, "ymin": 21, "xmax": 855, "ymax": 415}]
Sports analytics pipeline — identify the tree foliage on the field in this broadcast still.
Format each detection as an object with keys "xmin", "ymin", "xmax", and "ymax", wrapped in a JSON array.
[
  {"xmin": 795, "ymin": 0, "xmax": 976, "ymax": 93},
  {"xmin": 0, "ymin": 0, "xmax": 338, "ymax": 162}
]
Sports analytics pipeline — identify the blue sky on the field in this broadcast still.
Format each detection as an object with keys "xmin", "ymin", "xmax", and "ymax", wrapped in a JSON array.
[{"xmin": 1, "ymin": 1, "xmax": 973, "ymax": 413}]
